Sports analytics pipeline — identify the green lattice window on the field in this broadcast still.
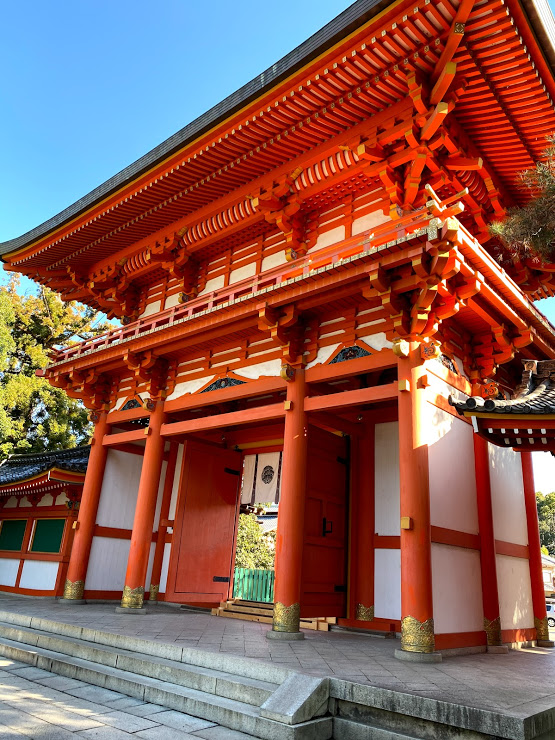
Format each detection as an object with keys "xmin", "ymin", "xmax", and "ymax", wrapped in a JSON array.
[
  {"xmin": 0, "ymin": 519, "xmax": 27, "ymax": 551},
  {"xmin": 30, "ymin": 519, "xmax": 65, "ymax": 554}
]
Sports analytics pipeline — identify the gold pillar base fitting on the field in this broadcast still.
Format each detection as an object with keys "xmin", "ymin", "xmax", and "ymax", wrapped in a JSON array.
[
  {"xmin": 397, "ymin": 615, "xmax": 442, "ymax": 662},
  {"xmin": 267, "ymin": 602, "xmax": 304, "ymax": 640},
  {"xmin": 149, "ymin": 584, "xmax": 159, "ymax": 603},
  {"xmin": 484, "ymin": 616, "xmax": 503, "ymax": 647},
  {"xmin": 535, "ymin": 616, "xmax": 554, "ymax": 646},
  {"xmin": 355, "ymin": 603, "xmax": 374, "ymax": 622},
  {"xmin": 62, "ymin": 579, "xmax": 85, "ymax": 601},
  {"xmin": 120, "ymin": 585, "xmax": 145, "ymax": 609}
]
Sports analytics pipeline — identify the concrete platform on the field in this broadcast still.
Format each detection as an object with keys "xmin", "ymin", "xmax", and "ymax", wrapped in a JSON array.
[{"xmin": 0, "ymin": 593, "xmax": 555, "ymax": 739}]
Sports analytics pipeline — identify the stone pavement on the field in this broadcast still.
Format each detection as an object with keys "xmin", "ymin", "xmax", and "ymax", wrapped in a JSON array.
[
  {"xmin": 1, "ymin": 593, "xmax": 555, "ymax": 718},
  {"xmin": 0, "ymin": 654, "xmax": 254, "ymax": 739}
]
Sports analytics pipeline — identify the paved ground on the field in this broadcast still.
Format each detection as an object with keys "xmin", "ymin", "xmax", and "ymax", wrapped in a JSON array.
[
  {"xmin": 0, "ymin": 654, "xmax": 253, "ymax": 739},
  {"xmin": 1, "ymin": 594, "xmax": 555, "ymax": 718}
]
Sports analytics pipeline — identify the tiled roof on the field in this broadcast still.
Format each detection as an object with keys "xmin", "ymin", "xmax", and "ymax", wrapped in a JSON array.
[
  {"xmin": 452, "ymin": 360, "xmax": 555, "ymax": 416},
  {"xmin": 0, "ymin": 446, "xmax": 90, "ymax": 487}
]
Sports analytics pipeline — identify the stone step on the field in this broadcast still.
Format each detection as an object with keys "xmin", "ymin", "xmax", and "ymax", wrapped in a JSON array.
[
  {"xmin": 0, "ymin": 620, "xmax": 275, "ymax": 707},
  {"xmin": 0, "ymin": 635, "xmax": 332, "ymax": 740},
  {"xmin": 332, "ymin": 718, "xmax": 417, "ymax": 740}
]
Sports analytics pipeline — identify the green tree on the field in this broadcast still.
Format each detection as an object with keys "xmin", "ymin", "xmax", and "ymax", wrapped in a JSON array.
[
  {"xmin": 0, "ymin": 276, "xmax": 111, "ymax": 458},
  {"xmin": 537, "ymin": 491, "xmax": 555, "ymax": 555},
  {"xmin": 490, "ymin": 134, "xmax": 555, "ymax": 260},
  {"xmin": 234, "ymin": 513, "xmax": 276, "ymax": 569}
]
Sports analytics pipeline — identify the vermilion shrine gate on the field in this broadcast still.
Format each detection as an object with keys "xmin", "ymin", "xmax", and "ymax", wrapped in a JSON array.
[{"xmin": 2, "ymin": 0, "xmax": 555, "ymax": 659}]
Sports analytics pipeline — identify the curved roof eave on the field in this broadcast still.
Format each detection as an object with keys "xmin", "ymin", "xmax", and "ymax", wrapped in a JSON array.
[{"xmin": 0, "ymin": 0, "xmax": 391, "ymax": 259}]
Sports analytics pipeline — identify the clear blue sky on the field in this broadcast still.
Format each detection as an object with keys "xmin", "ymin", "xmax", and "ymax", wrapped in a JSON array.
[{"xmin": 1, "ymin": 0, "xmax": 555, "ymax": 487}]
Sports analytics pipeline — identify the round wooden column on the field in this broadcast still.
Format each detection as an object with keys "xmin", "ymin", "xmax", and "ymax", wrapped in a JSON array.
[
  {"xmin": 474, "ymin": 434, "xmax": 503, "ymax": 647},
  {"xmin": 148, "ymin": 441, "xmax": 179, "ymax": 603},
  {"xmin": 120, "ymin": 400, "xmax": 166, "ymax": 611},
  {"xmin": 522, "ymin": 451, "xmax": 554, "ymax": 647},
  {"xmin": 354, "ymin": 422, "xmax": 375, "ymax": 622},
  {"xmin": 61, "ymin": 411, "xmax": 110, "ymax": 602},
  {"xmin": 268, "ymin": 368, "xmax": 308, "ymax": 639},
  {"xmin": 396, "ymin": 343, "xmax": 438, "ymax": 659}
]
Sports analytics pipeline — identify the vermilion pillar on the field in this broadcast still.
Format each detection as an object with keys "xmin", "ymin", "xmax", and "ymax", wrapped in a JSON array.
[
  {"xmin": 354, "ymin": 422, "xmax": 375, "ymax": 622},
  {"xmin": 61, "ymin": 411, "xmax": 110, "ymax": 602},
  {"xmin": 474, "ymin": 434, "xmax": 503, "ymax": 647},
  {"xmin": 396, "ymin": 342, "xmax": 437, "ymax": 659},
  {"xmin": 148, "ymin": 441, "xmax": 179, "ymax": 603},
  {"xmin": 522, "ymin": 452, "xmax": 554, "ymax": 647},
  {"xmin": 269, "ymin": 368, "xmax": 308, "ymax": 639},
  {"xmin": 120, "ymin": 400, "xmax": 166, "ymax": 610}
]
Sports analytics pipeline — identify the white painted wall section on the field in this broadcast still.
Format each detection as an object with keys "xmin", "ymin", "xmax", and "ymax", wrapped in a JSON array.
[
  {"xmin": 19, "ymin": 560, "xmax": 59, "ymax": 591},
  {"xmin": 374, "ymin": 549, "xmax": 401, "ymax": 619},
  {"xmin": 489, "ymin": 445, "xmax": 528, "ymax": 546},
  {"xmin": 85, "ymin": 537, "xmax": 130, "ymax": 591},
  {"xmin": 375, "ymin": 422, "xmax": 400, "ymax": 536},
  {"xmin": 0, "ymin": 558, "xmax": 19, "ymax": 587},
  {"xmin": 96, "ymin": 450, "xmax": 143, "ymax": 530},
  {"xmin": 159, "ymin": 543, "xmax": 172, "ymax": 593},
  {"xmin": 496, "ymin": 554, "xmax": 534, "ymax": 630},
  {"xmin": 428, "ymin": 409, "xmax": 479, "ymax": 534},
  {"xmin": 168, "ymin": 444, "xmax": 184, "ymax": 521},
  {"xmin": 431, "ymin": 544, "xmax": 483, "ymax": 633}
]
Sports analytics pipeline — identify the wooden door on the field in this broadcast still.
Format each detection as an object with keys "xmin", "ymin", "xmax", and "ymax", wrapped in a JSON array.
[
  {"xmin": 301, "ymin": 426, "xmax": 349, "ymax": 618},
  {"xmin": 167, "ymin": 441, "xmax": 241, "ymax": 606}
]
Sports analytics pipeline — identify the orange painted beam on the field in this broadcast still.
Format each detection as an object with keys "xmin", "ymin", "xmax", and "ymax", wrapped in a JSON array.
[
  {"xmin": 161, "ymin": 402, "xmax": 285, "ymax": 437},
  {"xmin": 164, "ymin": 375, "xmax": 286, "ymax": 414},
  {"xmin": 305, "ymin": 350, "xmax": 396, "ymax": 383},
  {"xmin": 102, "ymin": 429, "xmax": 148, "ymax": 446},
  {"xmin": 305, "ymin": 382, "xmax": 398, "ymax": 413}
]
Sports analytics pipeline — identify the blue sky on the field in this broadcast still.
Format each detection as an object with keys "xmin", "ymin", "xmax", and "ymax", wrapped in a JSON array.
[{"xmin": 1, "ymin": 0, "xmax": 555, "ymax": 488}]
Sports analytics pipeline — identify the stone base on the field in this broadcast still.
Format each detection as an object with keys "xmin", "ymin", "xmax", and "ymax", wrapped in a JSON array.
[
  {"xmin": 537, "ymin": 640, "xmax": 555, "ymax": 648},
  {"xmin": 266, "ymin": 629, "xmax": 305, "ymax": 641},
  {"xmin": 487, "ymin": 645, "xmax": 509, "ymax": 654},
  {"xmin": 395, "ymin": 648, "xmax": 442, "ymax": 663},
  {"xmin": 115, "ymin": 606, "xmax": 148, "ymax": 615},
  {"xmin": 57, "ymin": 598, "xmax": 87, "ymax": 605}
]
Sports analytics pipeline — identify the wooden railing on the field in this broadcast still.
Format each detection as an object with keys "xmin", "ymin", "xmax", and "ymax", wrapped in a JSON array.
[{"xmin": 232, "ymin": 567, "xmax": 275, "ymax": 603}]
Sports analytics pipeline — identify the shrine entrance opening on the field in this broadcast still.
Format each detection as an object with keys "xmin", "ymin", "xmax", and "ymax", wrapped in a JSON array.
[
  {"xmin": 301, "ymin": 425, "xmax": 349, "ymax": 618},
  {"xmin": 165, "ymin": 440, "xmax": 242, "ymax": 606}
]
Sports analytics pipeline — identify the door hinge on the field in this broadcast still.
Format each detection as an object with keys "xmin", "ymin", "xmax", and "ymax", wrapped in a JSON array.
[{"xmin": 224, "ymin": 468, "xmax": 240, "ymax": 476}]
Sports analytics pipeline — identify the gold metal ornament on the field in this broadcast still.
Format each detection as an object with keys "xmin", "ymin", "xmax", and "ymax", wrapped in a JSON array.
[
  {"xmin": 121, "ymin": 585, "xmax": 145, "ymax": 609},
  {"xmin": 400, "ymin": 615, "xmax": 435, "ymax": 653},
  {"xmin": 149, "ymin": 584, "xmax": 159, "ymax": 603},
  {"xmin": 483, "ymin": 616, "xmax": 502, "ymax": 646},
  {"xmin": 273, "ymin": 602, "xmax": 301, "ymax": 632},
  {"xmin": 535, "ymin": 616, "xmax": 550, "ymax": 642},
  {"xmin": 63, "ymin": 579, "xmax": 84, "ymax": 600},
  {"xmin": 355, "ymin": 603, "xmax": 374, "ymax": 622}
]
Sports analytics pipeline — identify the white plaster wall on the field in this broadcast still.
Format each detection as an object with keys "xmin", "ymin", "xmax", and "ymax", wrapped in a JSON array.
[
  {"xmin": 167, "ymin": 376, "xmax": 215, "ymax": 400},
  {"xmin": 85, "ymin": 537, "xmax": 130, "ymax": 591},
  {"xmin": 234, "ymin": 360, "xmax": 282, "ymax": 379},
  {"xmin": 145, "ymin": 542, "xmax": 156, "ymax": 587},
  {"xmin": 359, "ymin": 333, "xmax": 392, "ymax": 351},
  {"xmin": 19, "ymin": 560, "xmax": 59, "ymax": 591},
  {"xmin": 159, "ymin": 543, "xmax": 172, "ymax": 593},
  {"xmin": 153, "ymin": 461, "xmax": 167, "ymax": 531},
  {"xmin": 199, "ymin": 275, "xmax": 225, "ymax": 295},
  {"xmin": 489, "ymin": 445, "xmax": 528, "ymax": 546},
  {"xmin": 496, "ymin": 554, "xmax": 534, "ymax": 630},
  {"xmin": 140, "ymin": 300, "xmax": 161, "ymax": 318},
  {"xmin": 428, "ymin": 408, "xmax": 479, "ymax": 534},
  {"xmin": 431, "ymin": 544, "xmax": 483, "ymax": 633},
  {"xmin": 19, "ymin": 498, "xmax": 32, "ymax": 508},
  {"xmin": 0, "ymin": 558, "xmax": 19, "ymax": 587},
  {"xmin": 3, "ymin": 497, "xmax": 18, "ymax": 509},
  {"xmin": 375, "ymin": 422, "xmax": 400, "ymax": 536},
  {"xmin": 164, "ymin": 292, "xmax": 181, "ymax": 310},
  {"xmin": 230, "ymin": 263, "xmax": 256, "ymax": 285},
  {"xmin": 261, "ymin": 251, "xmax": 287, "ymax": 272},
  {"xmin": 374, "ymin": 548, "xmax": 401, "ymax": 619},
  {"xmin": 309, "ymin": 225, "xmax": 345, "ymax": 252},
  {"xmin": 38, "ymin": 494, "xmax": 54, "ymax": 507},
  {"xmin": 96, "ymin": 450, "xmax": 143, "ymax": 530},
  {"xmin": 352, "ymin": 210, "xmax": 390, "ymax": 235},
  {"xmin": 168, "ymin": 444, "xmax": 184, "ymax": 521}
]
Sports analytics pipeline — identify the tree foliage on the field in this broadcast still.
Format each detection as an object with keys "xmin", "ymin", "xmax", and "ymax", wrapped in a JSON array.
[
  {"xmin": 234, "ymin": 513, "xmax": 276, "ymax": 570},
  {"xmin": 490, "ymin": 134, "xmax": 555, "ymax": 261},
  {"xmin": 0, "ymin": 276, "xmax": 111, "ymax": 459},
  {"xmin": 537, "ymin": 491, "xmax": 555, "ymax": 556}
]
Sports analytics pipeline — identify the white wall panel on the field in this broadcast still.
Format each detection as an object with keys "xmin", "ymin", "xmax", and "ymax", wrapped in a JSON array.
[
  {"xmin": 428, "ymin": 408, "xmax": 479, "ymax": 534},
  {"xmin": 496, "ymin": 554, "xmax": 534, "ymax": 630},
  {"xmin": 374, "ymin": 549, "xmax": 401, "ymax": 619},
  {"xmin": 3, "ymin": 497, "xmax": 18, "ymax": 509},
  {"xmin": 85, "ymin": 537, "xmax": 130, "ymax": 591},
  {"xmin": 375, "ymin": 422, "xmax": 400, "ymax": 536},
  {"xmin": 159, "ymin": 543, "xmax": 172, "ymax": 593},
  {"xmin": 140, "ymin": 300, "xmax": 161, "ymax": 318},
  {"xmin": 0, "ymin": 558, "xmax": 19, "ymax": 587},
  {"xmin": 96, "ymin": 450, "xmax": 143, "ymax": 530},
  {"xmin": 309, "ymin": 225, "xmax": 345, "ymax": 252},
  {"xmin": 168, "ymin": 445, "xmax": 184, "ymax": 521},
  {"xmin": 152, "ymin": 461, "xmax": 167, "ymax": 531},
  {"xmin": 431, "ymin": 544, "xmax": 483, "ymax": 633},
  {"xmin": 38, "ymin": 494, "xmax": 54, "ymax": 507},
  {"xmin": 352, "ymin": 210, "xmax": 390, "ymax": 235},
  {"xmin": 19, "ymin": 560, "xmax": 59, "ymax": 590},
  {"xmin": 489, "ymin": 445, "xmax": 528, "ymax": 546},
  {"xmin": 230, "ymin": 263, "xmax": 256, "ymax": 285},
  {"xmin": 261, "ymin": 251, "xmax": 287, "ymax": 272}
]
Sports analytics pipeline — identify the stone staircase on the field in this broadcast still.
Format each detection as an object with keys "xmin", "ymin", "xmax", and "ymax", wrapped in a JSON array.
[{"xmin": 0, "ymin": 613, "xmax": 331, "ymax": 740}]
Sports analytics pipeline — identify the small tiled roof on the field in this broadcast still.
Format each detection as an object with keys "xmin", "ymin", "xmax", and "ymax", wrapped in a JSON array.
[
  {"xmin": 0, "ymin": 446, "xmax": 90, "ymax": 487},
  {"xmin": 452, "ymin": 360, "xmax": 555, "ymax": 416}
]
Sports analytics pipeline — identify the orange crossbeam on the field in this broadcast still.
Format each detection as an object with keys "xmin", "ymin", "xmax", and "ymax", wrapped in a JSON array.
[
  {"xmin": 160, "ymin": 402, "xmax": 285, "ymax": 436},
  {"xmin": 305, "ymin": 382, "xmax": 398, "ymax": 412}
]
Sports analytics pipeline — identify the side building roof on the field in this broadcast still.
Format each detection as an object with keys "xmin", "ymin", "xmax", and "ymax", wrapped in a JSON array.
[{"xmin": 0, "ymin": 446, "xmax": 90, "ymax": 488}]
